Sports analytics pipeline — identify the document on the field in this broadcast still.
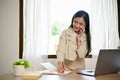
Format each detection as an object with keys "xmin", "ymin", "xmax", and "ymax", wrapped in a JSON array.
[
  {"xmin": 22, "ymin": 62, "xmax": 71, "ymax": 80},
  {"xmin": 40, "ymin": 62, "xmax": 71, "ymax": 75},
  {"xmin": 40, "ymin": 62, "xmax": 57, "ymax": 72}
]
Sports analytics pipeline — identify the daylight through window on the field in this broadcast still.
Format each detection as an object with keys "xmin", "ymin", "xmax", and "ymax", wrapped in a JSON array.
[{"xmin": 48, "ymin": 0, "xmax": 92, "ymax": 55}]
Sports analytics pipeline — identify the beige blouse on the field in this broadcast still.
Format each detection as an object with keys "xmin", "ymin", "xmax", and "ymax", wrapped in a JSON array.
[{"xmin": 56, "ymin": 27, "xmax": 88, "ymax": 62}]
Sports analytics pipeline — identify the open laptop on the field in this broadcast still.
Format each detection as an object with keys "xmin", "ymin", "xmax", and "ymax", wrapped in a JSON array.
[{"xmin": 77, "ymin": 49, "xmax": 120, "ymax": 76}]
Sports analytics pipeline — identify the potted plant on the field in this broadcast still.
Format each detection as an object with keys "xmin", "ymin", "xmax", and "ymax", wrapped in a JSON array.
[
  {"xmin": 117, "ymin": 46, "xmax": 120, "ymax": 50},
  {"xmin": 13, "ymin": 59, "xmax": 30, "ymax": 76}
]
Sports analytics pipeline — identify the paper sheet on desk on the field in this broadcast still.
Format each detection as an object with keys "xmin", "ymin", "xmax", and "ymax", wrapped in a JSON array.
[
  {"xmin": 40, "ymin": 62, "xmax": 57, "ymax": 72},
  {"xmin": 40, "ymin": 62, "xmax": 71, "ymax": 75}
]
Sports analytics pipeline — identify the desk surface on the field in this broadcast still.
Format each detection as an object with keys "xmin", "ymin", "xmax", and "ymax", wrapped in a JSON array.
[
  {"xmin": 39, "ymin": 71, "xmax": 120, "ymax": 80},
  {"xmin": 0, "ymin": 71, "xmax": 120, "ymax": 80}
]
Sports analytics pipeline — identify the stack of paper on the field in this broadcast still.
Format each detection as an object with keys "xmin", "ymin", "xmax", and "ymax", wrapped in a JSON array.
[
  {"xmin": 22, "ymin": 62, "xmax": 72, "ymax": 80},
  {"xmin": 40, "ymin": 62, "xmax": 72, "ymax": 75},
  {"xmin": 22, "ymin": 72, "xmax": 43, "ymax": 80}
]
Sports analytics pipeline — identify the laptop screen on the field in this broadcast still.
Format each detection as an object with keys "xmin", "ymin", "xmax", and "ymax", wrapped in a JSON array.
[
  {"xmin": 77, "ymin": 49, "xmax": 120, "ymax": 76},
  {"xmin": 94, "ymin": 49, "xmax": 120, "ymax": 76}
]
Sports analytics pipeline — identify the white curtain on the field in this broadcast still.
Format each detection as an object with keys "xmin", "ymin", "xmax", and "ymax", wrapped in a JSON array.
[
  {"xmin": 23, "ymin": 0, "xmax": 50, "ymax": 71},
  {"xmin": 91, "ymin": 0, "xmax": 120, "ymax": 55},
  {"xmin": 23, "ymin": 0, "xmax": 120, "ymax": 71}
]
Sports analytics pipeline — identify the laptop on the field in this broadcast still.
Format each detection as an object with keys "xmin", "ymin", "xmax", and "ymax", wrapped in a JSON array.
[{"xmin": 77, "ymin": 49, "xmax": 120, "ymax": 76}]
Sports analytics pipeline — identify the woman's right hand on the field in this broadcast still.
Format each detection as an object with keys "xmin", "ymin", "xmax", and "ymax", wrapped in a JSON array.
[{"xmin": 57, "ymin": 61, "xmax": 64, "ymax": 73}]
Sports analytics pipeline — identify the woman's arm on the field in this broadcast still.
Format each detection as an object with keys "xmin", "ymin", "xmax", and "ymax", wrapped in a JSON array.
[
  {"xmin": 76, "ymin": 34, "xmax": 88, "ymax": 58},
  {"xmin": 56, "ymin": 30, "xmax": 66, "ymax": 73}
]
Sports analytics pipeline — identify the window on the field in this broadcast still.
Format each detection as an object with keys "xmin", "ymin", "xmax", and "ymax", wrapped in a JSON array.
[
  {"xmin": 48, "ymin": 0, "xmax": 92, "ymax": 55},
  {"xmin": 20, "ymin": 0, "xmax": 119, "ymax": 59},
  {"xmin": 19, "ymin": 0, "xmax": 92, "ymax": 58}
]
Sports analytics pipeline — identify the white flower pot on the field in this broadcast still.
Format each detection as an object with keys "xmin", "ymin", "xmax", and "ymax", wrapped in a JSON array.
[{"xmin": 14, "ymin": 65, "xmax": 25, "ymax": 76}]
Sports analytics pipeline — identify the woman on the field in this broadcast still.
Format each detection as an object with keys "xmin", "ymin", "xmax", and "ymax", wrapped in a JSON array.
[{"xmin": 56, "ymin": 10, "xmax": 91, "ymax": 73}]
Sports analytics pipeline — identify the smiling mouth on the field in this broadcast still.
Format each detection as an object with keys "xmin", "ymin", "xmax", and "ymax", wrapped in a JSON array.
[
  {"xmin": 75, "ymin": 27, "xmax": 79, "ymax": 30},
  {"xmin": 75, "ymin": 30, "xmax": 80, "ymax": 33}
]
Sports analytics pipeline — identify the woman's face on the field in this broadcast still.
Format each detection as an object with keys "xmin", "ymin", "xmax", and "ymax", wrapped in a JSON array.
[{"xmin": 72, "ymin": 17, "xmax": 86, "ymax": 33}]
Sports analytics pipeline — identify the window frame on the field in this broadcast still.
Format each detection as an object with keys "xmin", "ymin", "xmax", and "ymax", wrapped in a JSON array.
[
  {"xmin": 19, "ymin": 0, "xmax": 23, "ymax": 59},
  {"xmin": 118, "ymin": 0, "xmax": 120, "ymax": 38}
]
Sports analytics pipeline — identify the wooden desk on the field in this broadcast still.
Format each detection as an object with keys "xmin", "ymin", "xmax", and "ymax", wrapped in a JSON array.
[
  {"xmin": 39, "ymin": 71, "xmax": 120, "ymax": 80},
  {"xmin": 0, "ymin": 71, "xmax": 120, "ymax": 80},
  {"xmin": 0, "ymin": 73, "xmax": 21, "ymax": 80}
]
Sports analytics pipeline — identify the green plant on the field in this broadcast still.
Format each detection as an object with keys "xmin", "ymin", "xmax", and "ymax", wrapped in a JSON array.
[
  {"xmin": 118, "ymin": 46, "xmax": 120, "ymax": 50},
  {"xmin": 13, "ymin": 59, "xmax": 30, "ymax": 69},
  {"xmin": 51, "ymin": 23, "xmax": 60, "ymax": 36}
]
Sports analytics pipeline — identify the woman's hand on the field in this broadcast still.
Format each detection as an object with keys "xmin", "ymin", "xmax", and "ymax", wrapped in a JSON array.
[
  {"xmin": 57, "ymin": 61, "xmax": 64, "ymax": 73},
  {"xmin": 76, "ymin": 28, "xmax": 85, "ymax": 49}
]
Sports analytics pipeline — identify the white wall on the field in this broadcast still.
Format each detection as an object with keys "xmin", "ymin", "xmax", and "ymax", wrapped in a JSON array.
[{"xmin": 0, "ymin": 0, "xmax": 19, "ymax": 75}]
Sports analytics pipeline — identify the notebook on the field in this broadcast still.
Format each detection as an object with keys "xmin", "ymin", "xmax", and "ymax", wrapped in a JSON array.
[
  {"xmin": 77, "ymin": 49, "xmax": 120, "ymax": 76},
  {"xmin": 40, "ymin": 62, "xmax": 71, "ymax": 75}
]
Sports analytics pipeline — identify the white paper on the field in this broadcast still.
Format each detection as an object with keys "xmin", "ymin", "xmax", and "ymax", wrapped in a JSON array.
[
  {"xmin": 40, "ymin": 62, "xmax": 57, "ymax": 72},
  {"xmin": 40, "ymin": 62, "xmax": 71, "ymax": 75}
]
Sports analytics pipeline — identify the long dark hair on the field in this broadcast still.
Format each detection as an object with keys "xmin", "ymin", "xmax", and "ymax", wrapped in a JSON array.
[{"xmin": 70, "ymin": 10, "xmax": 91, "ymax": 56}]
